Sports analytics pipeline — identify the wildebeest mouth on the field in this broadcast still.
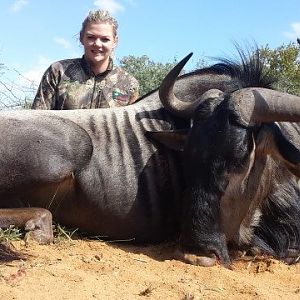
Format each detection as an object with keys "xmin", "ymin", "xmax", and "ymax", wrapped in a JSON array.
[{"xmin": 177, "ymin": 231, "xmax": 232, "ymax": 268}]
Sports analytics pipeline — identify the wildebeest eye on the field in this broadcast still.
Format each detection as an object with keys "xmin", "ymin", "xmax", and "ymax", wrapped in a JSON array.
[{"xmin": 194, "ymin": 96, "xmax": 224, "ymax": 121}]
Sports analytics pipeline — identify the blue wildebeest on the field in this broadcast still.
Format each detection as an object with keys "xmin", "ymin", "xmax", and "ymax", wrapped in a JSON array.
[{"xmin": 1, "ymin": 50, "xmax": 300, "ymax": 266}]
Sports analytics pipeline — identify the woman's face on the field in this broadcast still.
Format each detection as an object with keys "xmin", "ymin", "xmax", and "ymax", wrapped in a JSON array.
[{"xmin": 81, "ymin": 22, "xmax": 117, "ymax": 67}]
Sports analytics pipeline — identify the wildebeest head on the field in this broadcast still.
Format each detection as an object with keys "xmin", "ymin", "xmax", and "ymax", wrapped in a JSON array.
[{"xmin": 149, "ymin": 50, "xmax": 300, "ymax": 266}]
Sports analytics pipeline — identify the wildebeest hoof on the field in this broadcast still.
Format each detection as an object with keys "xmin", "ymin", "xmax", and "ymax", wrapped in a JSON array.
[
  {"xmin": 173, "ymin": 249, "xmax": 217, "ymax": 267},
  {"xmin": 24, "ymin": 208, "xmax": 54, "ymax": 245},
  {"xmin": 24, "ymin": 230, "xmax": 52, "ymax": 245},
  {"xmin": 0, "ymin": 208, "xmax": 54, "ymax": 245}
]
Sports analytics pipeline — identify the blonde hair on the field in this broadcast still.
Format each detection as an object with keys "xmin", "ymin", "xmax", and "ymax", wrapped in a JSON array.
[{"xmin": 80, "ymin": 10, "xmax": 118, "ymax": 41}]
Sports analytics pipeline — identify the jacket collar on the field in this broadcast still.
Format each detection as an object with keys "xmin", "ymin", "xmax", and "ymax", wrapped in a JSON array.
[{"xmin": 81, "ymin": 56, "xmax": 114, "ymax": 78}]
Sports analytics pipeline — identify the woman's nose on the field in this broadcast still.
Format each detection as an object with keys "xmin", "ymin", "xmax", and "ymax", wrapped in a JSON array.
[{"xmin": 94, "ymin": 38, "xmax": 102, "ymax": 46}]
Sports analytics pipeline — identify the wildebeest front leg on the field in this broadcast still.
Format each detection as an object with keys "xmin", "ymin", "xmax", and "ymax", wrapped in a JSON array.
[{"xmin": 0, "ymin": 208, "xmax": 53, "ymax": 244}]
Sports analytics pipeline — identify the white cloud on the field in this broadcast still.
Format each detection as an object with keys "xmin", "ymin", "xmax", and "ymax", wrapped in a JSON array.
[
  {"xmin": 93, "ymin": 0, "xmax": 124, "ymax": 14},
  {"xmin": 54, "ymin": 37, "xmax": 72, "ymax": 49},
  {"xmin": 10, "ymin": 0, "xmax": 29, "ymax": 13},
  {"xmin": 21, "ymin": 56, "xmax": 52, "ymax": 86},
  {"xmin": 283, "ymin": 22, "xmax": 300, "ymax": 39}
]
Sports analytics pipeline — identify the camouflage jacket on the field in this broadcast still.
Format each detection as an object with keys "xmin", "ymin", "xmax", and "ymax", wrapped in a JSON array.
[{"xmin": 32, "ymin": 57, "xmax": 139, "ymax": 109}]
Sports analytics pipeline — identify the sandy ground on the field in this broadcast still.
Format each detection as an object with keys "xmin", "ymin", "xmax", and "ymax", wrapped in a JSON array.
[{"xmin": 0, "ymin": 239, "xmax": 299, "ymax": 300}]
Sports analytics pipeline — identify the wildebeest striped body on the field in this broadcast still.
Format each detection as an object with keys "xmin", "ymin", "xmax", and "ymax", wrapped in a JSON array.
[
  {"xmin": 0, "ymin": 65, "xmax": 235, "ymax": 244},
  {"xmin": 0, "ymin": 97, "xmax": 185, "ymax": 241}
]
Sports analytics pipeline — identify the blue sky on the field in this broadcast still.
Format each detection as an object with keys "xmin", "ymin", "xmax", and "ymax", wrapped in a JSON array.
[{"xmin": 0, "ymin": 0, "xmax": 299, "ymax": 103}]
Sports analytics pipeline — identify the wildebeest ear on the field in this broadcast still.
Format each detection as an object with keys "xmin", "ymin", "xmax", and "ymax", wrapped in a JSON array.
[
  {"xmin": 145, "ymin": 129, "xmax": 188, "ymax": 151},
  {"xmin": 257, "ymin": 123, "xmax": 300, "ymax": 178},
  {"xmin": 273, "ymin": 126, "xmax": 300, "ymax": 178}
]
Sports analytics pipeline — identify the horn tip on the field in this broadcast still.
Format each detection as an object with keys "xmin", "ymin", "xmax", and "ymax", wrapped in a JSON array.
[{"xmin": 179, "ymin": 52, "xmax": 193, "ymax": 67}]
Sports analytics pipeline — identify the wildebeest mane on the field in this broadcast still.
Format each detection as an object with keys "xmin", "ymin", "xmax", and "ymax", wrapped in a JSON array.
[
  {"xmin": 209, "ymin": 46, "xmax": 277, "ymax": 92},
  {"xmin": 137, "ymin": 46, "xmax": 277, "ymax": 103}
]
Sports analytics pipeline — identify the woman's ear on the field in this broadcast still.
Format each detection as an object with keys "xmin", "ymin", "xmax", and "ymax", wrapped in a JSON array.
[
  {"xmin": 113, "ymin": 36, "xmax": 118, "ymax": 48},
  {"xmin": 79, "ymin": 31, "xmax": 84, "ymax": 45}
]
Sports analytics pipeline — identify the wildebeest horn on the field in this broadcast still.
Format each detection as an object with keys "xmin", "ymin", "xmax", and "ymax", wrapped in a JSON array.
[
  {"xmin": 159, "ymin": 53, "xmax": 202, "ymax": 118},
  {"xmin": 231, "ymin": 87, "xmax": 300, "ymax": 125}
]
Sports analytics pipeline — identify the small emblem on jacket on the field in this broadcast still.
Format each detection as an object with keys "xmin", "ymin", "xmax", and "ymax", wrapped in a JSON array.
[{"xmin": 112, "ymin": 89, "xmax": 129, "ymax": 102}]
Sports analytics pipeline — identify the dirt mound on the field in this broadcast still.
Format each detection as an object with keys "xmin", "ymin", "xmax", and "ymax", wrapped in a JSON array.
[{"xmin": 0, "ymin": 240, "xmax": 299, "ymax": 299}]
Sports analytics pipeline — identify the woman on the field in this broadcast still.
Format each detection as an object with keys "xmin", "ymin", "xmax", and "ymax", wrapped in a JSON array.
[{"xmin": 32, "ymin": 10, "xmax": 139, "ymax": 109}]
